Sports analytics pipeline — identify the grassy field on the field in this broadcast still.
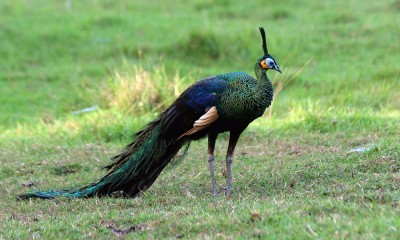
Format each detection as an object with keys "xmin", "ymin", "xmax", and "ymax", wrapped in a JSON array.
[{"xmin": 1, "ymin": 0, "xmax": 399, "ymax": 238}]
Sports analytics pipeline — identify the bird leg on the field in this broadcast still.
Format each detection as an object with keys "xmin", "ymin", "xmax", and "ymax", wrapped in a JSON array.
[
  {"xmin": 208, "ymin": 133, "xmax": 218, "ymax": 196},
  {"xmin": 225, "ymin": 132, "xmax": 240, "ymax": 196}
]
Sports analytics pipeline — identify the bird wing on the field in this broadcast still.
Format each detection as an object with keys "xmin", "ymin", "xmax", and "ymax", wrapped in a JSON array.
[
  {"xmin": 160, "ymin": 76, "xmax": 227, "ymax": 140},
  {"xmin": 177, "ymin": 106, "xmax": 219, "ymax": 140}
]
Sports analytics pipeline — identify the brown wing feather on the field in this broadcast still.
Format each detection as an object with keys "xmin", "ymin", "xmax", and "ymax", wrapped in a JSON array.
[{"xmin": 177, "ymin": 106, "xmax": 218, "ymax": 140}]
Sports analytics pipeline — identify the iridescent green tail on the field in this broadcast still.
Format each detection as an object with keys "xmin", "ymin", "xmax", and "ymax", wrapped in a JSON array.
[{"xmin": 18, "ymin": 118, "xmax": 187, "ymax": 200}]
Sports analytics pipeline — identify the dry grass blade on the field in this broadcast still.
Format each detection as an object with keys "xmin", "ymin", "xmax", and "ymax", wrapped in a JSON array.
[{"xmin": 267, "ymin": 57, "xmax": 313, "ymax": 117}]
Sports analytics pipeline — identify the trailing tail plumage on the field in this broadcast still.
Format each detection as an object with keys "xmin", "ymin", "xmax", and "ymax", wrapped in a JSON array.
[{"xmin": 18, "ymin": 110, "xmax": 191, "ymax": 199}]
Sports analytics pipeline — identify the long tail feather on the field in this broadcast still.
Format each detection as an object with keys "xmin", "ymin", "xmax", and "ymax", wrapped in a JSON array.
[{"xmin": 18, "ymin": 115, "xmax": 189, "ymax": 200}]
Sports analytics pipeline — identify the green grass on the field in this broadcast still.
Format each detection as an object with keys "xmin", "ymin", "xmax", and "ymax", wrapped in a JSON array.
[{"xmin": 0, "ymin": 0, "xmax": 399, "ymax": 238}]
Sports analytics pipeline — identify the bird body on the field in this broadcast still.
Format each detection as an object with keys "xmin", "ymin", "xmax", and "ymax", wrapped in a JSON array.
[
  {"xmin": 18, "ymin": 27, "xmax": 281, "ymax": 199},
  {"xmin": 216, "ymin": 70, "xmax": 273, "ymax": 122},
  {"xmin": 181, "ymin": 69, "xmax": 273, "ymax": 123}
]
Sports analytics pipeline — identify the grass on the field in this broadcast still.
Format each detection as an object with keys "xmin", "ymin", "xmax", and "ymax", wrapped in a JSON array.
[{"xmin": 0, "ymin": 0, "xmax": 399, "ymax": 238}]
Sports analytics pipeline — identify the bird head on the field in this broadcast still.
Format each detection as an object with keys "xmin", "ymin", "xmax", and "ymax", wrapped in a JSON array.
[{"xmin": 258, "ymin": 27, "xmax": 281, "ymax": 73}]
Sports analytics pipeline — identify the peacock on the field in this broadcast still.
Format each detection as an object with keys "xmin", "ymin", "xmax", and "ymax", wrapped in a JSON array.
[{"xmin": 18, "ymin": 27, "xmax": 281, "ymax": 199}]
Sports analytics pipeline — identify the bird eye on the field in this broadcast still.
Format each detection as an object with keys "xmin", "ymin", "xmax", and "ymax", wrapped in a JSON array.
[{"xmin": 268, "ymin": 60, "xmax": 274, "ymax": 67}]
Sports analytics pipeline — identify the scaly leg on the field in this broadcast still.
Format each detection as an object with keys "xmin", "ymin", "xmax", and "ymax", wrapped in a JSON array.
[
  {"xmin": 225, "ymin": 131, "xmax": 241, "ymax": 196},
  {"xmin": 208, "ymin": 133, "xmax": 218, "ymax": 196}
]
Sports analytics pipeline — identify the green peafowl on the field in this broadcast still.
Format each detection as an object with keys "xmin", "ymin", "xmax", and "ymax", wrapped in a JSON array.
[{"xmin": 18, "ymin": 27, "xmax": 281, "ymax": 199}]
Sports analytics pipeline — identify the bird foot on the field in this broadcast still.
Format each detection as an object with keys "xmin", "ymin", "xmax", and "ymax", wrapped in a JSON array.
[
  {"xmin": 210, "ymin": 185, "xmax": 219, "ymax": 197},
  {"xmin": 223, "ymin": 186, "xmax": 232, "ymax": 197}
]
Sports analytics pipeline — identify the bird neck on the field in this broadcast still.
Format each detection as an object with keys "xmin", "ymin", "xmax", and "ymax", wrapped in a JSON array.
[{"xmin": 254, "ymin": 63, "xmax": 274, "ymax": 102}]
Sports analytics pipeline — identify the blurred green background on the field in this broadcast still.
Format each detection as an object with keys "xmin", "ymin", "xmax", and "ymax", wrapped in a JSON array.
[{"xmin": 2, "ymin": 0, "xmax": 398, "ymax": 129}]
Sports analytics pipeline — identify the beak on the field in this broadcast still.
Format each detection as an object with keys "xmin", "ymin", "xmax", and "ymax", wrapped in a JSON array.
[{"xmin": 275, "ymin": 65, "xmax": 282, "ymax": 73}]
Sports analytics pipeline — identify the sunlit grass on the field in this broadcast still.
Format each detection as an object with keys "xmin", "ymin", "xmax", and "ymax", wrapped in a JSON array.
[{"xmin": 105, "ymin": 62, "xmax": 190, "ymax": 114}]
